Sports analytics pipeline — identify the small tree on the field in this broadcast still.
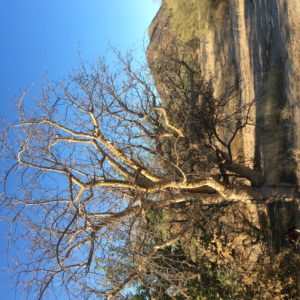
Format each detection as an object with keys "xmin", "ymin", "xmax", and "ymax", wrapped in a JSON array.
[{"xmin": 1, "ymin": 48, "xmax": 299, "ymax": 299}]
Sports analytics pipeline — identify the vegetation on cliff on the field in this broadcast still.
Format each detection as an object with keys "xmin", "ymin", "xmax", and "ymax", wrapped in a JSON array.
[{"xmin": 162, "ymin": 0, "xmax": 224, "ymax": 44}]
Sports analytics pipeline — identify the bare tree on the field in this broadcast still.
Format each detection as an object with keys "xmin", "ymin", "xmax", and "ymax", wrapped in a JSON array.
[{"xmin": 1, "ymin": 48, "xmax": 298, "ymax": 299}]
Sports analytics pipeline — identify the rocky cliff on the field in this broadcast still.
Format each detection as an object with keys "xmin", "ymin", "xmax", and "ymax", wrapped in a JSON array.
[
  {"xmin": 148, "ymin": 0, "xmax": 300, "ymax": 186},
  {"xmin": 147, "ymin": 0, "xmax": 300, "ymax": 297}
]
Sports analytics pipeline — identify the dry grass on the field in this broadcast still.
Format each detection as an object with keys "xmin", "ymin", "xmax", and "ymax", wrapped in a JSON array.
[{"xmin": 163, "ymin": 0, "xmax": 211, "ymax": 42}]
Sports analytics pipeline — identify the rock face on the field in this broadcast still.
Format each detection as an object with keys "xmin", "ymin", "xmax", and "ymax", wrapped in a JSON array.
[
  {"xmin": 147, "ymin": 0, "xmax": 300, "ymax": 297},
  {"xmin": 148, "ymin": 0, "xmax": 300, "ymax": 186},
  {"xmin": 148, "ymin": 0, "xmax": 300, "ymax": 232}
]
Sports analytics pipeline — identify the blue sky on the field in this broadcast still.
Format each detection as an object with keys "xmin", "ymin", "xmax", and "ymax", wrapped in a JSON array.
[
  {"xmin": 0, "ymin": 1, "xmax": 160, "ymax": 298},
  {"xmin": 0, "ymin": 0, "xmax": 160, "ymax": 119}
]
